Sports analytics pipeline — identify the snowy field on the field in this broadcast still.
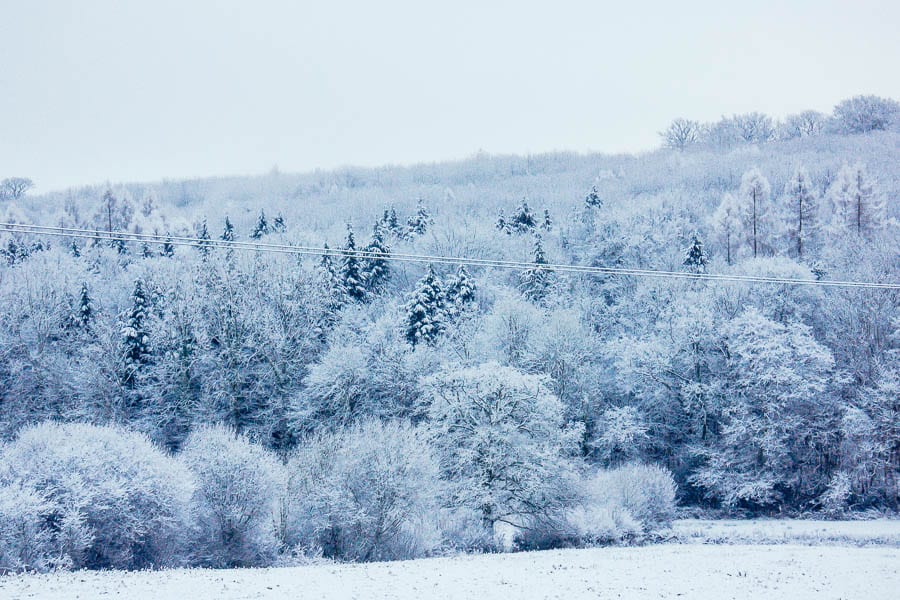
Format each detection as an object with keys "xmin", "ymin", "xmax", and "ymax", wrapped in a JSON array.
[
  {"xmin": 672, "ymin": 518, "xmax": 900, "ymax": 546},
  {"xmin": 3, "ymin": 521, "xmax": 900, "ymax": 600}
]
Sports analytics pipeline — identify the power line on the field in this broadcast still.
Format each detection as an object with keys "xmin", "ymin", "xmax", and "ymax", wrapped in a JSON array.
[{"xmin": 1, "ymin": 221, "xmax": 898, "ymax": 290}]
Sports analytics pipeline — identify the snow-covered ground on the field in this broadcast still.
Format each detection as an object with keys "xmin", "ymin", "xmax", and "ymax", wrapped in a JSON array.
[{"xmin": 2, "ymin": 540, "xmax": 899, "ymax": 600}]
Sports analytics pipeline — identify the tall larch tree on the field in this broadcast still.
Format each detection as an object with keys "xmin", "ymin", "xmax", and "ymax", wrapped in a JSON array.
[
  {"xmin": 826, "ymin": 162, "xmax": 885, "ymax": 237},
  {"xmin": 781, "ymin": 165, "xmax": 819, "ymax": 259},
  {"xmin": 738, "ymin": 167, "xmax": 772, "ymax": 258},
  {"xmin": 713, "ymin": 192, "xmax": 741, "ymax": 265}
]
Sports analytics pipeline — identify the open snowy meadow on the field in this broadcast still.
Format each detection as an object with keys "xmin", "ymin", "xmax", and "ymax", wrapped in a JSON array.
[
  {"xmin": 3, "ymin": 519, "xmax": 899, "ymax": 600},
  {"xmin": 2, "ymin": 543, "xmax": 897, "ymax": 600}
]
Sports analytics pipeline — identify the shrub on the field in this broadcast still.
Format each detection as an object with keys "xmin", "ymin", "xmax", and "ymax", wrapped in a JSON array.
[
  {"xmin": 587, "ymin": 463, "xmax": 677, "ymax": 533},
  {"xmin": 285, "ymin": 420, "xmax": 441, "ymax": 561},
  {"xmin": 179, "ymin": 424, "xmax": 284, "ymax": 567},
  {"xmin": 0, "ymin": 422, "xmax": 192, "ymax": 570}
]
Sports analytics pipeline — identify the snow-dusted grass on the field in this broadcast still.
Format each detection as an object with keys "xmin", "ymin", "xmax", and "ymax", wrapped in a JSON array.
[
  {"xmin": 2, "ymin": 543, "xmax": 898, "ymax": 600},
  {"xmin": 672, "ymin": 518, "xmax": 900, "ymax": 546}
]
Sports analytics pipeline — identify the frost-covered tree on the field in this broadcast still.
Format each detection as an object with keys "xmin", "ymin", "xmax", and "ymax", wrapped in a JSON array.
[
  {"xmin": 826, "ymin": 163, "xmax": 885, "ymax": 236},
  {"xmin": 180, "ymin": 424, "xmax": 283, "ymax": 567},
  {"xmin": 780, "ymin": 165, "xmax": 819, "ymax": 259},
  {"xmin": 692, "ymin": 309, "xmax": 837, "ymax": 509},
  {"xmin": 682, "ymin": 234, "xmax": 708, "ymax": 274},
  {"xmin": 0, "ymin": 177, "xmax": 34, "ymax": 201},
  {"xmin": 69, "ymin": 239, "xmax": 80, "ymax": 258},
  {"xmin": 250, "ymin": 209, "xmax": 269, "ymax": 239},
  {"xmin": 660, "ymin": 118, "xmax": 701, "ymax": 150},
  {"xmin": 832, "ymin": 95, "xmax": 899, "ymax": 133},
  {"xmin": 520, "ymin": 234, "xmax": 553, "ymax": 302},
  {"xmin": 780, "ymin": 111, "xmax": 827, "ymax": 139},
  {"xmin": 424, "ymin": 363, "xmax": 583, "ymax": 532},
  {"xmin": 339, "ymin": 223, "xmax": 369, "ymax": 302},
  {"xmin": 404, "ymin": 265, "xmax": 446, "ymax": 346},
  {"xmin": 738, "ymin": 168, "xmax": 772, "ymax": 258}
]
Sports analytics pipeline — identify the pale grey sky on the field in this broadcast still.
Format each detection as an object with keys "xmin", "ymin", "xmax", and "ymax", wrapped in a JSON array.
[{"xmin": 2, "ymin": 0, "xmax": 898, "ymax": 192}]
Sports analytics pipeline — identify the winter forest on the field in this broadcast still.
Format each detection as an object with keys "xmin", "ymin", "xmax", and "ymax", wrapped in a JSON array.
[{"xmin": 0, "ymin": 95, "xmax": 898, "ymax": 573}]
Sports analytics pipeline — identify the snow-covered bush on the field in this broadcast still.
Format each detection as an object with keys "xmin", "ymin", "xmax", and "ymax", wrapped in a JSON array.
[
  {"xmin": 587, "ymin": 463, "xmax": 678, "ymax": 532},
  {"xmin": 0, "ymin": 482, "xmax": 57, "ymax": 573},
  {"xmin": 0, "ymin": 422, "xmax": 192, "ymax": 570},
  {"xmin": 179, "ymin": 424, "xmax": 284, "ymax": 567},
  {"xmin": 285, "ymin": 420, "xmax": 441, "ymax": 561}
]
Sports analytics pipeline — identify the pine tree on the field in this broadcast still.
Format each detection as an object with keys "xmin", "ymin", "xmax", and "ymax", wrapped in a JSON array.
[
  {"xmin": 272, "ymin": 212, "xmax": 286, "ymax": 233},
  {"xmin": 826, "ymin": 162, "xmax": 885, "ymax": 237},
  {"xmin": 111, "ymin": 235, "xmax": 129, "ymax": 255},
  {"xmin": 585, "ymin": 185, "xmax": 602, "ymax": 208},
  {"xmin": 387, "ymin": 207, "xmax": 400, "ymax": 234},
  {"xmin": 510, "ymin": 199, "xmax": 536, "ymax": 233},
  {"xmin": 70, "ymin": 239, "xmax": 81, "ymax": 258},
  {"xmin": 520, "ymin": 234, "xmax": 553, "ymax": 302},
  {"xmin": 683, "ymin": 234, "xmax": 708, "ymax": 274},
  {"xmin": 161, "ymin": 233, "xmax": 175, "ymax": 258},
  {"xmin": 405, "ymin": 265, "xmax": 446, "ymax": 346},
  {"xmin": 541, "ymin": 209, "xmax": 553, "ymax": 232},
  {"xmin": 339, "ymin": 223, "xmax": 369, "ymax": 302},
  {"xmin": 781, "ymin": 165, "xmax": 819, "ymax": 259},
  {"xmin": 445, "ymin": 265, "xmax": 477, "ymax": 317},
  {"xmin": 363, "ymin": 223, "xmax": 391, "ymax": 295},
  {"xmin": 251, "ymin": 210, "xmax": 270, "ymax": 240},
  {"xmin": 195, "ymin": 219, "xmax": 212, "ymax": 258},
  {"xmin": 406, "ymin": 199, "xmax": 433, "ymax": 237},
  {"xmin": 122, "ymin": 279, "xmax": 152, "ymax": 383},
  {"xmin": 739, "ymin": 167, "xmax": 772, "ymax": 258},
  {"xmin": 140, "ymin": 241, "xmax": 154, "ymax": 258}
]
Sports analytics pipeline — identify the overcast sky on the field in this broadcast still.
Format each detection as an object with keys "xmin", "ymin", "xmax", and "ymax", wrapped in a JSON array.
[{"xmin": 2, "ymin": 0, "xmax": 898, "ymax": 193}]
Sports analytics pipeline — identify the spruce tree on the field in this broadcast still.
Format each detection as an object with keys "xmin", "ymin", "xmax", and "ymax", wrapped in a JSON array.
[
  {"xmin": 221, "ymin": 216, "xmax": 235, "ymax": 242},
  {"xmin": 496, "ymin": 209, "xmax": 510, "ymax": 234},
  {"xmin": 520, "ymin": 235, "xmax": 553, "ymax": 302},
  {"xmin": 585, "ymin": 185, "xmax": 602, "ymax": 208},
  {"xmin": 161, "ymin": 233, "xmax": 175, "ymax": 258},
  {"xmin": 405, "ymin": 265, "xmax": 446, "ymax": 346},
  {"xmin": 339, "ymin": 223, "xmax": 369, "ymax": 302},
  {"xmin": 122, "ymin": 279, "xmax": 152, "ymax": 383},
  {"xmin": 273, "ymin": 212, "xmax": 287, "ymax": 233},
  {"xmin": 445, "ymin": 265, "xmax": 477, "ymax": 317},
  {"xmin": 140, "ymin": 241, "xmax": 154, "ymax": 259},
  {"xmin": 196, "ymin": 219, "xmax": 212, "ymax": 259},
  {"xmin": 510, "ymin": 199, "xmax": 536, "ymax": 233},
  {"xmin": 77, "ymin": 282, "xmax": 94, "ymax": 328},
  {"xmin": 251, "ymin": 210, "xmax": 270, "ymax": 239},
  {"xmin": 363, "ymin": 223, "xmax": 391, "ymax": 295},
  {"xmin": 683, "ymin": 234, "xmax": 709, "ymax": 274},
  {"xmin": 406, "ymin": 199, "xmax": 433, "ymax": 237},
  {"xmin": 70, "ymin": 239, "xmax": 81, "ymax": 258},
  {"xmin": 541, "ymin": 209, "xmax": 553, "ymax": 232}
]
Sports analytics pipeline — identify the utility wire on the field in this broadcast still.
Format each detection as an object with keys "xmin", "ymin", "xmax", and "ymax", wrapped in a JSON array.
[{"xmin": 1, "ymin": 221, "xmax": 898, "ymax": 290}]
